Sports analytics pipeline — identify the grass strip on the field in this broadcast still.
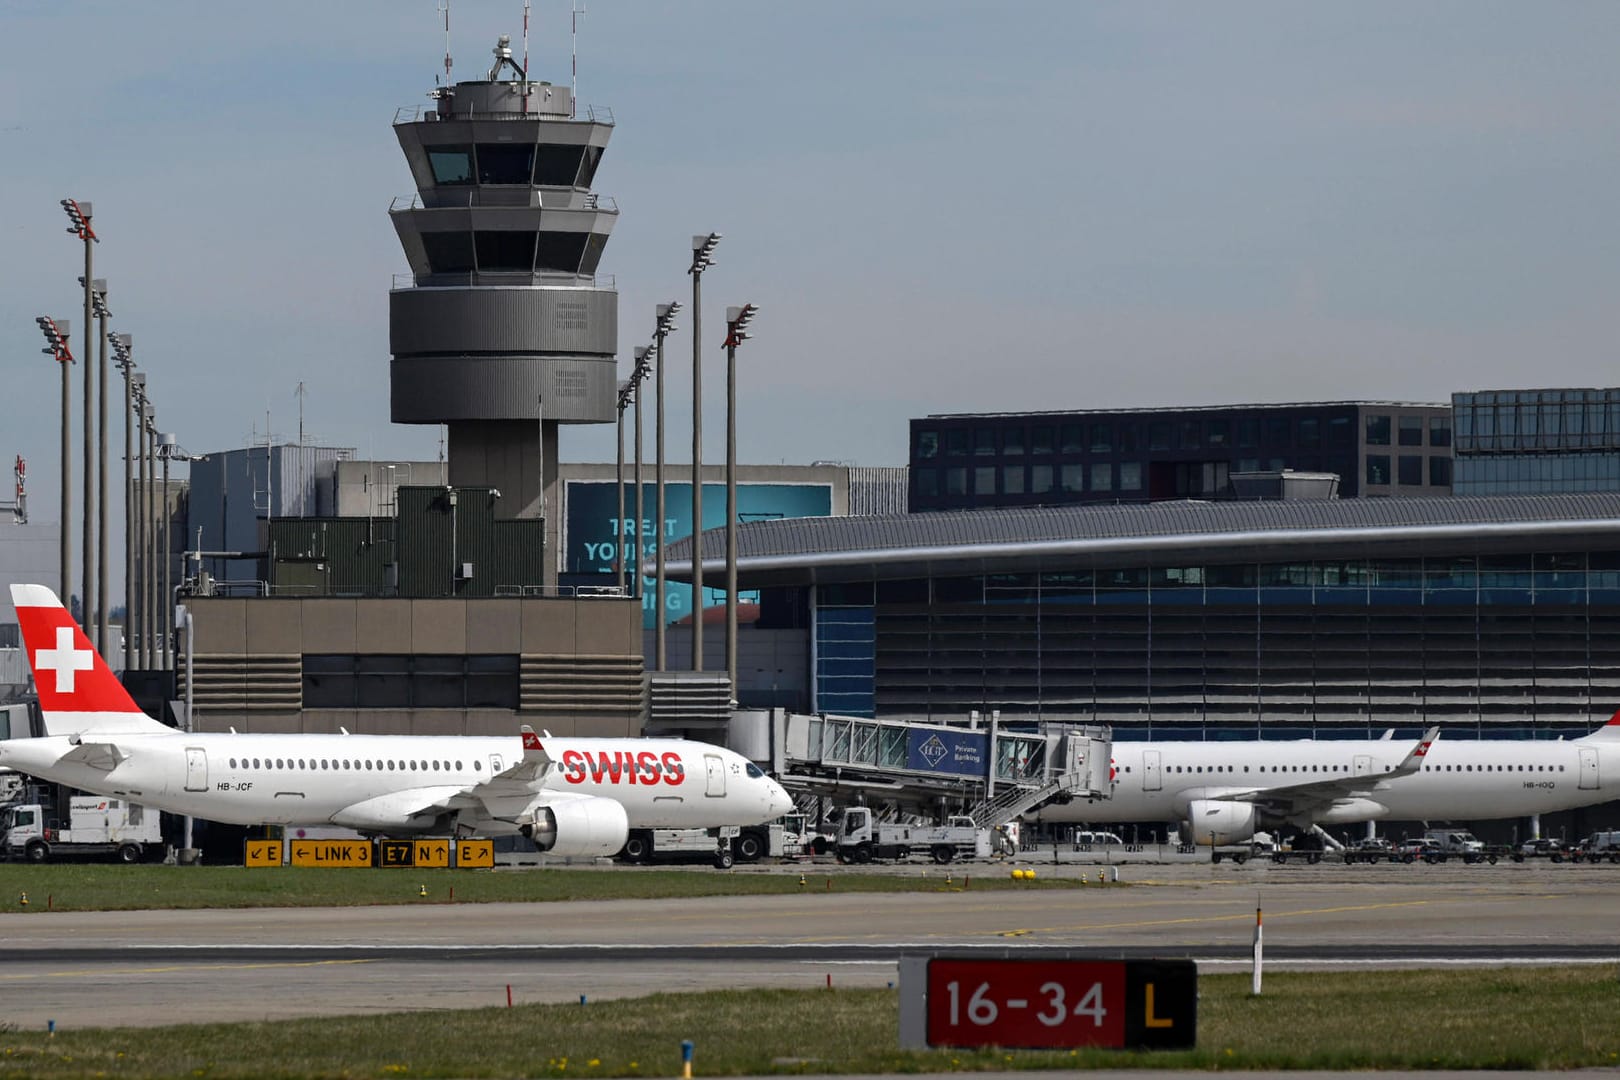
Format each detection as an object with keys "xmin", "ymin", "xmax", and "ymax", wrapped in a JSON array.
[
  {"xmin": 1, "ymin": 864, "xmax": 1080, "ymax": 911},
  {"xmin": 4, "ymin": 968, "xmax": 1620, "ymax": 1078}
]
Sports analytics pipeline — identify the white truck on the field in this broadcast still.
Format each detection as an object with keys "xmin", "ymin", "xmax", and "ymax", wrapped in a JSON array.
[
  {"xmin": 832, "ymin": 807, "xmax": 991, "ymax": 864},
  {"xmin": 619, "ymin": 814, "xmax": 814, "ymax": 868},
  {"xmin": 1420, "ymin": 828, "xmax": 1496, "ymax": 864},
  {"xmin": 0, "ymin": 796, "xmax": 163, "ymax": 863}
]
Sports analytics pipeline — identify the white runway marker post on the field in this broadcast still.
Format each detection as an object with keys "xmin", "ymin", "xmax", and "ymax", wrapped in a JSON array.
[{"xmin": 1251, "ymin": 899, "xmax": 1263, "ymax": 996}]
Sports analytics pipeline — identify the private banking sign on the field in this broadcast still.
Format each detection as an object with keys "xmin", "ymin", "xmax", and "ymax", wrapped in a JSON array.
[
  {"xmin": 564, "ymin": 480, "xmax": 833, "ymax": 629},
  {"xmin": 906, "ymin": 729, "xmax": 987, "ymax": 778}
]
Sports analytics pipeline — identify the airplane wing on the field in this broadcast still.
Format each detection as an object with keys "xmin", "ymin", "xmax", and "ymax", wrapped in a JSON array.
[
  {"xmin": 333, "ymin": 726, "xmax": 556, "ymax": 826},
  {"xmin": 59, "ymin": 740, "xmax": 129, "ymax": 772},
  {"xmin": 1218, "ymin": 727, "xmax": 1440, "ymax": 820}
]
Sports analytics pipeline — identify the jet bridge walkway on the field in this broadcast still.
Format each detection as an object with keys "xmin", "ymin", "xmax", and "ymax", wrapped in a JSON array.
[{"xmin": 774, "ymin": 711, "xmax": 1112, "ymax": 821}]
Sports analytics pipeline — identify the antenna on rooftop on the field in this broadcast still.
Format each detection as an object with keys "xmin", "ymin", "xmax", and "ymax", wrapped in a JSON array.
[
  {"xmin": 439, "ymin": 0, "xmax": 453, "ymax": 85},
  {"xmin": 571, "ymin": 0, "xmax": 584, "ymax": 118},
  {"xmin": 295, "ymin": 381, "xmax": 307, "ymax": 447},
  {"xmin": 521, "ymin": 0, "xmax": 532, "ymax": 113}
]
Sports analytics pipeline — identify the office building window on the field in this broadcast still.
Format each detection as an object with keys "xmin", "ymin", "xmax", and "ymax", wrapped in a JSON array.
[
  {"xmin": 1207, "ymin": 419, "xmax": 1230, "ymax": 447},
  {"xmin": 1060, "ymin": 423, "xmax": 1084, "ymax": 454},
  {"xmin": 1119, "ymin": 422, "xmax": 1141, "ymax": 452},
  {"xmin": 1091, "ymin": 462, "xmax": 1114, "ymax": 492},
  {"xmin": 1002, "ymin": 426, "xmax": 1025, "ymax": 455},
  {"xmin": 1366, "ymin": 415, "xmax": 1392, "ymax": 445},
  {"xmin": 1237, "ymin": 418, "xmax": 1260, "ymax": 447},
  {"xmin": 1002, "ymin": 465, "xmax": 1025, "ymax": 494},
  {"xmin": 1090, "ymin": 423, "xmax": 1113, "ymax": 453},
  {"xmin": 1030, "ymin": 464, "xmax": 1053, "ymax": 494},
  {"xmin": 974, "ymin": 466, "xmax": 997, "ymax": 494},
  {"xmin": 1430, "ymin": 456, "xmax": 1453, "ymax": 486},
  {"xmin": 945, "ymin": 429, "xmax": 968, "ymax": 457},
  {"xmin": 1366, "ymin": 454, "xmax": 1391, "ymax": 485},
  {"xmin": 1119, "ymin": 461, "xmax": 1143, "ymax": 491},
  {"xmin": 1031, "ymin": 425, "xmax": 1054, "ymax": 455},
  {"xmin": 1298, "ymin": 418, "xmax": 1320, "ymax": 448},
  {"xmin": 1060, "ymin": 463, "xmax": 1085, "ymax": 493},
  {"xmin": 1328, "ymin": 416, "xmax": 1353, "ymax": 447},
  {"xmin": 944, "ymin": 467, "xmax": 967, "ymax": 495},
  {"xmin": 1265, "ymin": 417, "xmax": 1291, "ymax": 447},
  {"xmin": 1148, "ymin": 421, "xmax": 1172, "ymax": 451},
  {"xmin": 1430, "ymin": 417, "xmax": 1453, "ymax": 447},
  {"xmin": 1179, "ymin": 419, "xmax": 1202, "ymax": 449},
  {"xmin": 915, "ymin": 429, "xmax": 938, "ymax": 459},
  {"xmin": 1399, "ymin": 416, "xmax": 1424, "ymax": 446},
  {"xmin": 974, "ymin": 428, "xmax": 996, "ymax": 456},
  {"xmin": 1398, "ymin": 455, "xmax": 1423, "ymax": 486},
  {"xmin": 915, "ymin": 469, "xmax": 939, "ymax": 497}
]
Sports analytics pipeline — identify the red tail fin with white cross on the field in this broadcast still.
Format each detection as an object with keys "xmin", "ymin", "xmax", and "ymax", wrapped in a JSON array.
[{"xmin": 10, "ymin": 584, "xmax": 169, "ymax": 736}]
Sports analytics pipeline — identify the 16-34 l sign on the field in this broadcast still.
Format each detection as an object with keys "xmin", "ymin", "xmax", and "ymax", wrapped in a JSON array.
[{"xmin": 899, "ymin": 956, "xmax": 1196, "ymax": 1051}]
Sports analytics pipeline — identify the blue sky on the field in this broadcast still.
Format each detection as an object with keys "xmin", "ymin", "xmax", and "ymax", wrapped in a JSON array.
[{"xmin": 2, "ymin": 1, "xmax": 1619, "ymax": 529}]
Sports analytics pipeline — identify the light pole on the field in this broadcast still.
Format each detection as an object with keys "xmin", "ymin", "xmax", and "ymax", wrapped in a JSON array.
[
  {"xmin": 86, "ymin": 279, "xmax": 110, "ymax": 656},
  {"xmin": 142, "ymin": 400, "xmax": 156, "ymax": 669},
  {"xmin": 111, "ymin": 334, "xmax": 134, "ymax": 667},
  {"xmin": 631, "ymin": 346, "xmax": 651, "ymax": 603},
  {"xmin": 35, "ymin": 316, "xmax": 74, "ymax": 613},
  {"xmin": 62, "ymin": 200, "xmax": 96, "ymax": 637},
  {"xmin": 158, "ymin": 432, "xmax": 177, "ymax": 670},
  {"xmin": 614, "ymin": 378, "xmax": 632, "ymax": 594},
  {"xmin": 722, "ymin": 303, "xmax": 758, "ymax": 705},
  {"xmin": 688, "ymin": 232, "xmax": 721, "ymax": 672},
  {"xmin": 652, "ymin": 301, "xmax": 680, "ymax": 671},
  {"xmin": 130, "ymin": 372, "xmax": 146, "ymax": 665}
]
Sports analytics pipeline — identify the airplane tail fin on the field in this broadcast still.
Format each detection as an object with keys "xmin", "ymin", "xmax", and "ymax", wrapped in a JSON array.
[
  {"xmin": 1577, "ymin": 707, "xmax": 1620, "ymax": 743},
  {"xmin": 1393, "ymin": 726, "xmax": 1440, "ymax": 775},
  {"xmin": 10, "ymin": 584, "xmax": 169, "ymax": 737}
]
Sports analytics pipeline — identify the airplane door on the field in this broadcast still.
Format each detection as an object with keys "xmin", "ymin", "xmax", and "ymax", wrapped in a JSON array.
[
  {"xmin": 489, "ymin": 754, "xmax": 504, "ymax": 775},
  {"xmin": 1353, "ymin": 755, "xmax": 1372, "ymax": 778},
  {"xmin": 1143, "ymin": 750, "xmax": 1162, "ymax": 792},
  {"xmin": 184, "ymin": 747, "xmax": 208, "ymax": 792},
  {"xmin": 1579, "ymin": 747, "xmax": 1599, "ymax": 790},
  {"xmin": 704, "ymin": 754, "xmax": 726, "ymax": 797}
]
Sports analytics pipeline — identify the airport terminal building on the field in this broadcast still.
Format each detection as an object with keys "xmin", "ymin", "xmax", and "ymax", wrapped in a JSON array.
[{"xmin": 673, "ymin": 492, "xmax": 1620, "ymax": 740}]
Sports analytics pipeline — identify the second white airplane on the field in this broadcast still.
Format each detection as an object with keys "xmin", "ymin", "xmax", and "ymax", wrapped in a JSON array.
[
  {"xmin": 1034, "ymin": 719, "xmax": 1618, "ymax": 844},
  {"xmin": 1, "ymin": 585, "xmax": 793, "ymax": 857}
]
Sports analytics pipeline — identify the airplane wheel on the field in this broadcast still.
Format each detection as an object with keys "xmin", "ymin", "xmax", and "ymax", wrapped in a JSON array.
[
  {"xmin": 735, "ymin": 831, "xmax": 764, "ymax": 863},
  {"xmin": 117, "ymin": 843, "xmax": 141, "ymax": 864},
  {"xmin": 713, "ymin": 850, "xmax": 734, "ymax": 870}
]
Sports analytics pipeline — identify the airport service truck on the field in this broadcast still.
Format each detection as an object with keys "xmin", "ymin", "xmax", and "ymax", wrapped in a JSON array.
[
  {"xmin": 619, "ymin": 814, "xmax": 815, "ymax": 867},
  {"xmin": 1419, "ymin": 828, "xmax": 1497, "ymax": 864},
  {"xmin": 0, "ymin": 796, "xmax": 163, "ymax": 863},
  {"xmin": 831, "ymin": 807, "xmax": 992, "ymax": 864}
]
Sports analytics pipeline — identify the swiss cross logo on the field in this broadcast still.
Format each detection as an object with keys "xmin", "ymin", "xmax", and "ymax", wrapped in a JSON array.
[
  {"xmin": 35, "ymin": 626, "xmax": 94, "ymax": 694},
  {"xmin": 918, "ymin": 734, "xmax": 949, "ymax": 769}
]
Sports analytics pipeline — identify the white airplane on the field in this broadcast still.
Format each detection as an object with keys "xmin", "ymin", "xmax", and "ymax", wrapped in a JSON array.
[
  {"xmin": 0, "ymin": 584, "xmax": 793, "ymax": 856},
  {"xmin": 1033, "ymin": 718, "xmax": 1620, "ymax": 845}
]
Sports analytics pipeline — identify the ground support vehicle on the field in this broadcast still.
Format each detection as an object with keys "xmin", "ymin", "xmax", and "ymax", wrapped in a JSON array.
[
  {"xmin": 618, "ymin": 826, "xmax": 742, "ymax": 869},
  {"xmin": 1570, "ymin": 832, "xmax": 1620, "ymax": 863},
  {"xmin": 832, "ymin": 807, "xmax": 991, "ymax": 864},
  {"xmin": 1341, "ymin": 839, "xmax": 1413, "ymax": 864},
  {"xmin": 1419, "ymin": 829, "xmax": 1497, "ymax": 864},
  {"xmin": 1, "ymin": 797, "xmax": 162, "ymax": 863},
  {"xmin": 1511, "ymin": 839, "xmax": 1567, "ymax": 863}
]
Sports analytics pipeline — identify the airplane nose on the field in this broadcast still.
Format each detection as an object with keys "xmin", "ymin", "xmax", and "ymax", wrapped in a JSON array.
[{"xmin": 768, "ymin": 780, "xmax": 793, "ymax": 817}]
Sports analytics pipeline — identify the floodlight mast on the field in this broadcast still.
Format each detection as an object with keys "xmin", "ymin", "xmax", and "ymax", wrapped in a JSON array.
[
  {"xmin": 614, "ymin": 378, "xmax": 633, "ymax": 594},
  {"xmin": 62, "ymin": 200, "xmax": 97, "ymax": 642},
  {"xmin": 722, "ymin": 303, "xmax": 758, "ymax": 703},
  {"xmin": 36, "ymin": 316, "xmax": 74, "ymax": 616},
  {"xmin": 631, "ymin": 346, "xmax": 651, "ymax": 603},
  {"xmin": 86, "ymin": 279, "xmax": 111, "ymax": 657},
  {"xmin": 112, "ymin": 333, "xmax": 135, "ymax": 667},
  {"xmin": 652, "ymin": 301, "xmax": 681, "ymax": 671},
  {"xmin": 687, "ymin": 233, "xmax": 720, "ymax": 673}
]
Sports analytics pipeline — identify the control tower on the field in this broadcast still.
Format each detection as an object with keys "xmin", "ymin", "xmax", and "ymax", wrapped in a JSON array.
[{"xmin": 389, "ymin": 37, "xmax": 618, "ymax": 587}]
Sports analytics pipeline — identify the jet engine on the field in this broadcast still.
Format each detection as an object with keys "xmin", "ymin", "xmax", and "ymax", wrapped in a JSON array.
[
  {"xmin": 521, "ymin": 796, "xmax": 629, "ymax": 857},
  {"xmin": 1181, "ymin": 799, "xmax": 1259, "ymax": 846}
]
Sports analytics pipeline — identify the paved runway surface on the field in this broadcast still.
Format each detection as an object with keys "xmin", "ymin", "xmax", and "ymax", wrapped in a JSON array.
[{"xmin": 4, "ymin": 862, "xmax": 1618, "ymax": 1028}]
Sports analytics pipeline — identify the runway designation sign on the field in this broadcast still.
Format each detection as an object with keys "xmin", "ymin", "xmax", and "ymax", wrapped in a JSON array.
[{"xmin": 899, "ymin": 956, "xmax": 1195, "ymax": 1050}]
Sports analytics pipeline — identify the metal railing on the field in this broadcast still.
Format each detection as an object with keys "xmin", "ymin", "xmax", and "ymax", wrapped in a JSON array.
[
  {"xmin": 388, "ymin": 193, "xmax": 618, "ymax": 213},
  {"xmin": 390, "ymin": 271, "xmax": 615, "ymax": 290},
  {"xmin": 493, "ymin": 583, "xmax": 627, "ymax": 599},
  {"xmin": 392, "ymin": 103, "xmax": 615, "ymax": 125}
]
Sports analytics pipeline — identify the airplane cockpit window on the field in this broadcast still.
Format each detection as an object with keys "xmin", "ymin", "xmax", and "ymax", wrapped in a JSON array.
[{"xmin": 746, "ymin": 763, "xmax": 765, "ymax": 779}]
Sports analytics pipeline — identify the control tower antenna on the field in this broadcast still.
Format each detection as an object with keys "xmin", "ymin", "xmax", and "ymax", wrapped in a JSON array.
[
  {"xmin": 438, "ymin": 0, "xmax": 453, "ymax": 85},
  {"xmin": 571, "ymin": 0, "xmax": 584, "ymax": 118},
  {"xmin": 295, "ymin": 381, "xmax": 306, "ymax": 446},
  {"xmin": 522, "ymin": 0, "xmax": 531, "ymax": 114}
]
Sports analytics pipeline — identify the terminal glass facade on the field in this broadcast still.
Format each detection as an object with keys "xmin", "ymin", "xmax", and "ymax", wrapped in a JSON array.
[
  {"xmin": 1453, "ymin": 390, "xmax": 1620, "ymax": 495},
  {"xmin": 806, "ymin": 551, "xmax": 1620, "ymax": 739}
]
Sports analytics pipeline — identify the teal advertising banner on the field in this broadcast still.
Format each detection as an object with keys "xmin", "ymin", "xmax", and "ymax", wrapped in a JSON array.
[{"xmin": 565, "ymin": 481, "xmax": 833, "ymax": 628}]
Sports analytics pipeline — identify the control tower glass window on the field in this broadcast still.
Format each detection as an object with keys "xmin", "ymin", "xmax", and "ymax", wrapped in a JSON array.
[
  {"xmin": 428, "ymin": 147, "xmax": 475, "ymax": 185},
  {"xmin": 475, "ymin": 231, "xmax": 537, "ymax": 272},
  {"xmin": 422, "ymin": 232, "xmax": 475, "ymax": 273},
  {"xmin": 535, "ymin": 233, "xmax": 589, "ymax": 274},
  {"xmin": 476, "ymin": 144, "xmax": 536, "ymax": 185},
  {"xmin": 578, "ymin": 146, "xmax": 604, "ymax": 187},
  {"xmin": 579, "ymin": 234, "xmax": 608, "ymax": 276},
  {"xmin": 534, "ymin": 145, "xmax": 588, "ymax": 187}
]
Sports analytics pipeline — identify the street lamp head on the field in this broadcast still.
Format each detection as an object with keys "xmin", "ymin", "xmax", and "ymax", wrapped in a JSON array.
[
  {"xmin": 59, "ymin": 198, "xmax": 96, "ymax": 241},
  {"xmin": 689, "ymin": 233, "xmax": 722, "ymax": 274},
  {"xmin": 654, "ymin": 301, "xmax": 682, "ymax": 336}
]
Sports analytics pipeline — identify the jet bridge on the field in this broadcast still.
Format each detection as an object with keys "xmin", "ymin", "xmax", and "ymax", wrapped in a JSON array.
[{"xmin": 761, "ymin": 711, "xmax": 1111, "ymax": 825}]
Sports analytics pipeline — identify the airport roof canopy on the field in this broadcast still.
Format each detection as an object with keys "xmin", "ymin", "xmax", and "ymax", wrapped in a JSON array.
[{"xmin": 664, "ymin": 492, "xmax": 1620, "ymax": 587}]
